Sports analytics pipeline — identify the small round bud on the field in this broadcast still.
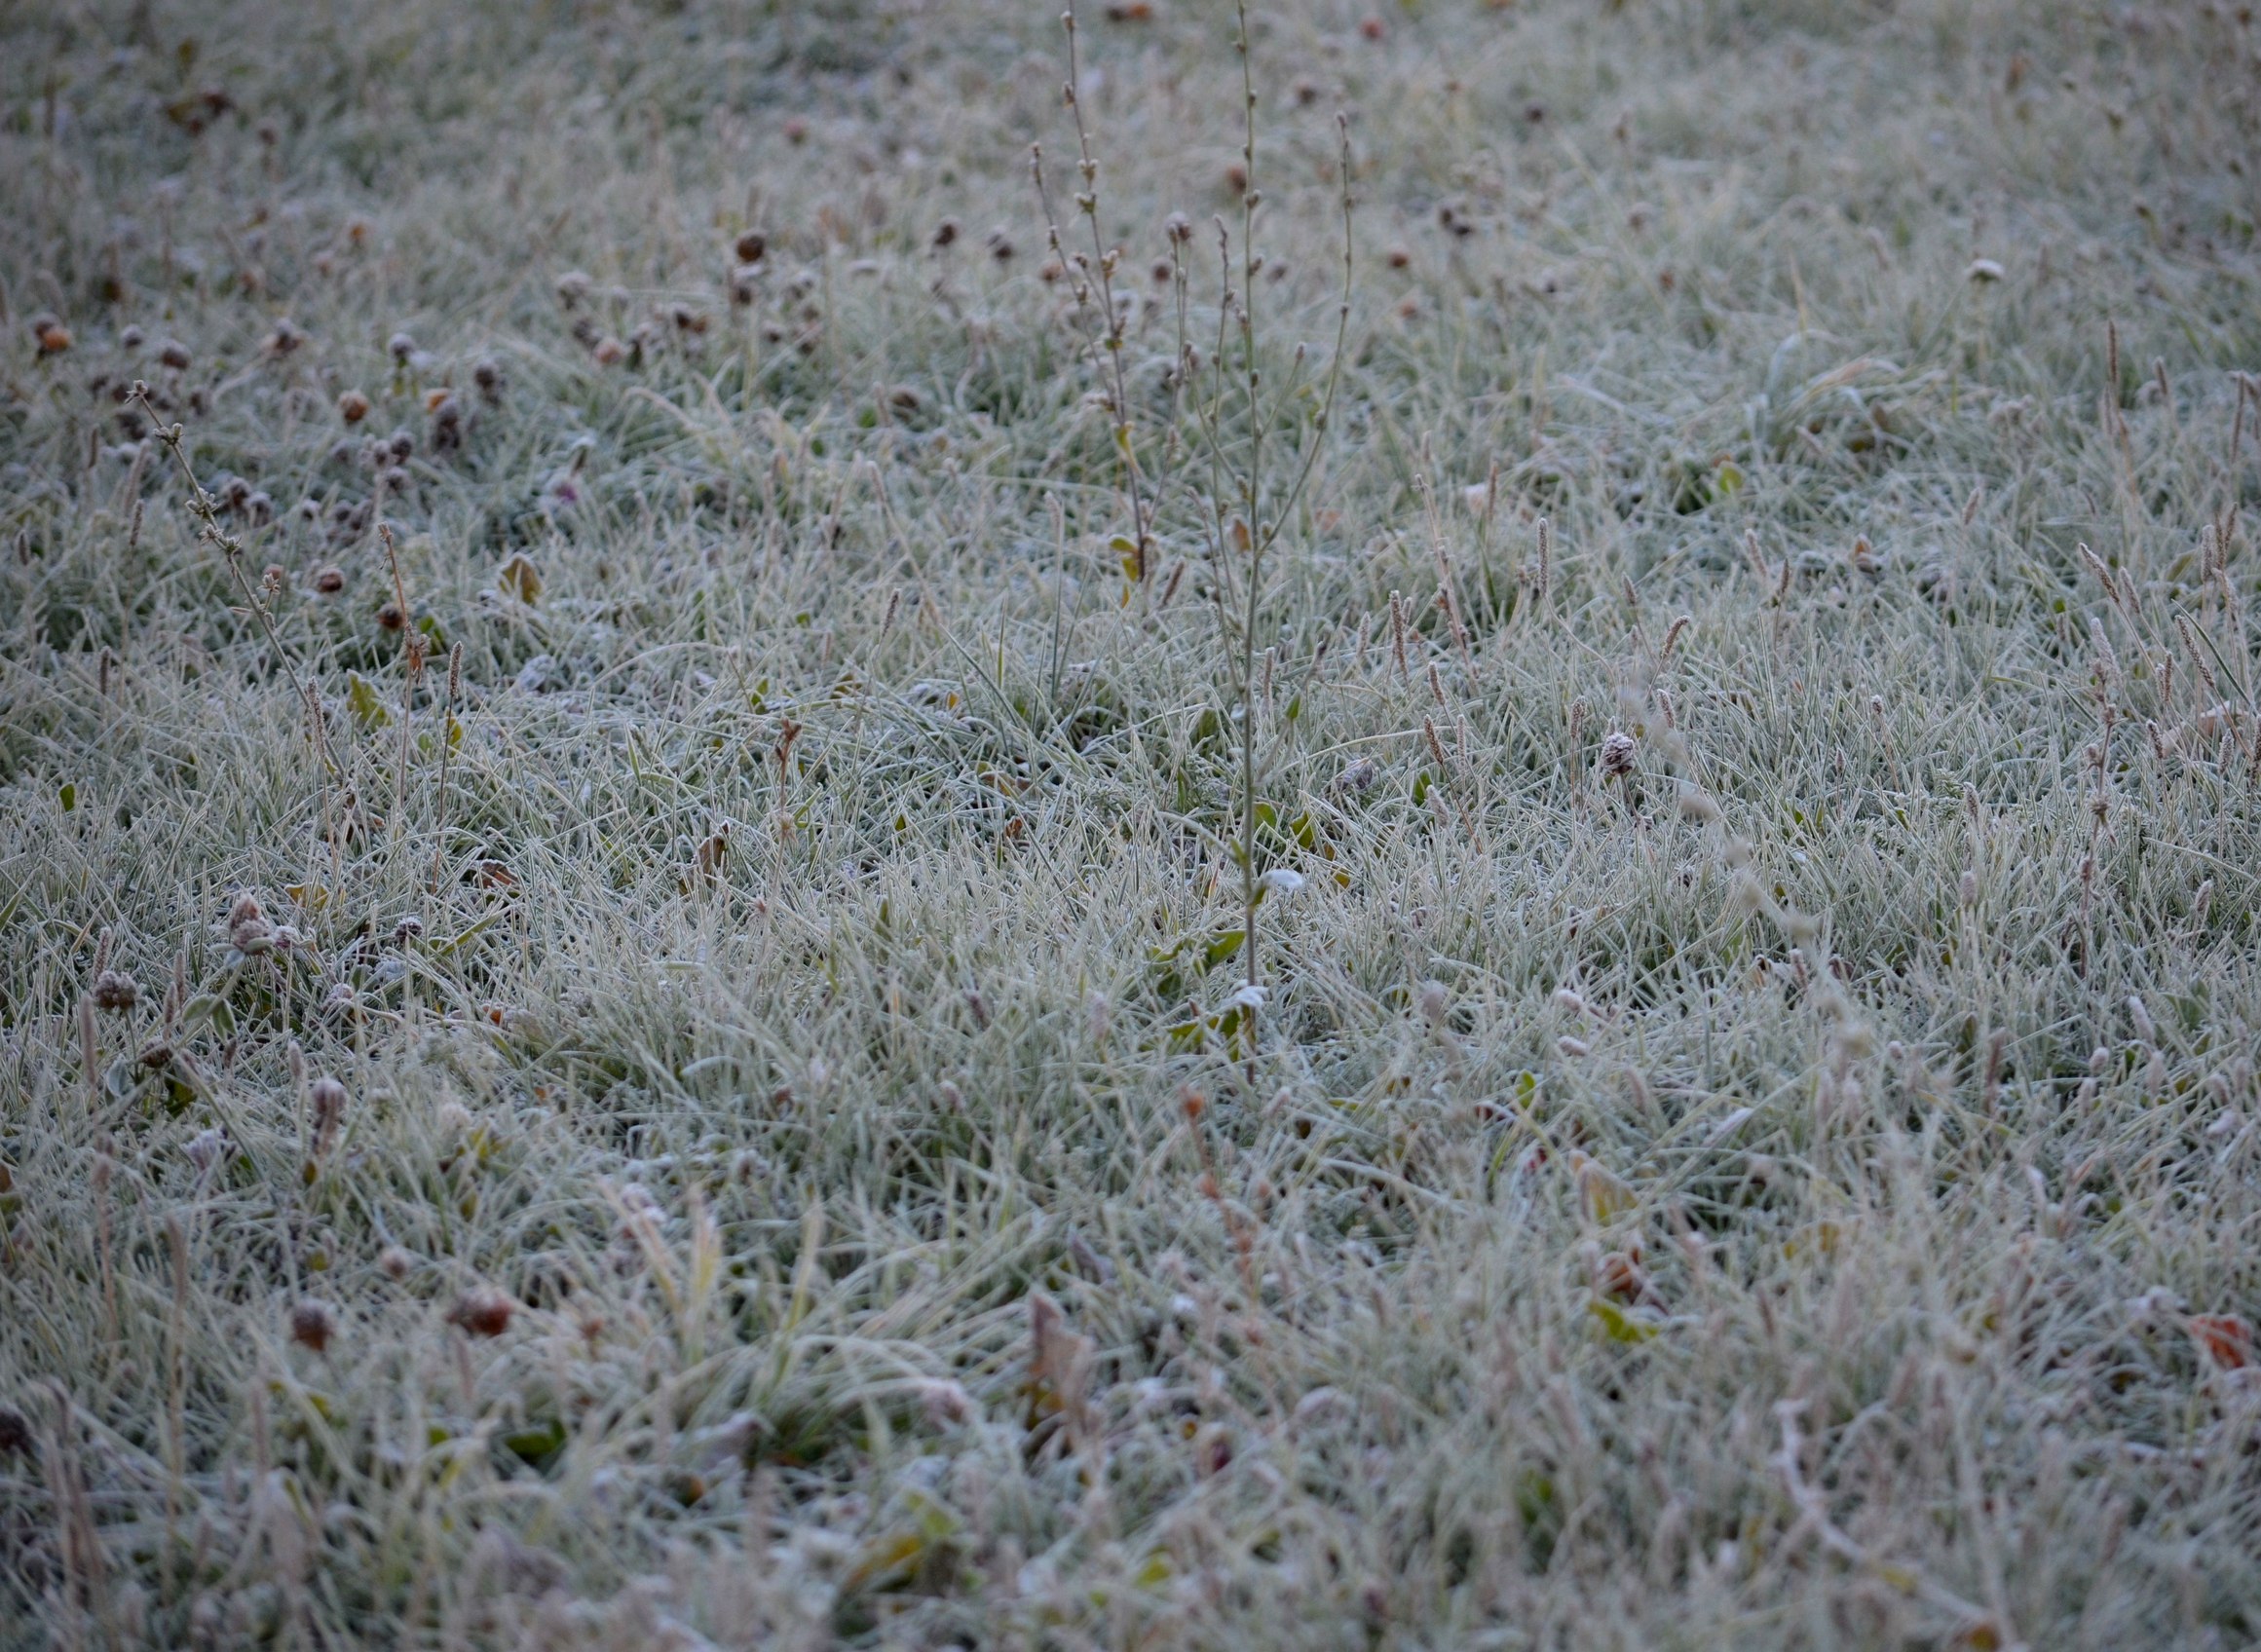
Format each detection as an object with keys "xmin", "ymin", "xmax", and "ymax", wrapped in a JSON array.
[
  {"xmin": 313, "ymin": 565, "xmax": 345, "ymax": 594},
  {"xmin": 158, "ymin": 339, "xmax": 192, "ymax": 371},
  {"xmin": 337, "ymin": 390, "xmax": 370, "ymax": 424},
  {"xmin": 388, "ymin": 330, "xmax": 416, "ymax": 363},
  {"xmin": 120, "ymin": 325, "xmax": 146, "ymax": 351}
]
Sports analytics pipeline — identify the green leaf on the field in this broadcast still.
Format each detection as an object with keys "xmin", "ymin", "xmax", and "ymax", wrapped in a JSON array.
[
  {"xmin": 1203, "ymin": 930, "xmax": 1247, "ymax": 970},
  {"xmin": 57, "ymin": 782, "xmax": 76, "ymax": 812},
  {"xmin": 503, "ymin": 1417, "xmax": 568, "ymax": 1467},
  {"xmin": 496, "ymin": 551, "xmax": 543, "ymax": 605},
  {"xmin": 1588, "ymin": 1298, "xmax": 1659, "ymax": 1343},
  {"xmin": 347, "ymin": 672, "xmax": 392, "ymax": 730}
]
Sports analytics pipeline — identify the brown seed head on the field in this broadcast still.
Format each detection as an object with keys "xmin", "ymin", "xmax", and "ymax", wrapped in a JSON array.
[
  {"xmin": 228, "ymin": 892, "xmax": 275, "ymax": 954},
  {"xmin": 311, "ymin": 1075, "xmax": 348, "ymax": 1145},
  {"xmin": 1600, "ymin": 731, "xmax": 1638, "ymax": 779},
  {"xmin": 289, "ymin": 1298, "xmax": 337, "ymax": 1354},
  {"xmin": 93, "ymin": 969, "xmax": 139, "ymax": 1012},
  {"xmin": 313, "ymin": 565, "xmax": 345, "ymax": 595},
  {"xmin": 447, "ymin": 1287, "xmax": 516, "ymax": 1338}
]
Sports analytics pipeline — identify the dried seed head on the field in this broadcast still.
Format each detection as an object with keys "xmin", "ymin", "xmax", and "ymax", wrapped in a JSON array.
[
  {"xmin": 157, "ymin": 338, "xmax": 192, "ymax": 371},
  {"xmin": 388, "ymin": 331, "xmax": 417, "ymax": 363},
  {"xmin": 89, "ymin": 962, "xmax": 139, "ymax": 1011},
  {"xmin": 120, "ymin": 325, "xmax": 146, "ymax": 351},
  {"xmin": 313, "ymin": 565, "xmax": 345, "ymax": 595},
  {"xmin": 228, "ymin": 892, "xmax": 275, "ymax": 955},
  {"xmin": 554, "ymin": 270, "xmax": 592, "ymax": 308},
  {"xmin": 1417, "ymin": 980, "xmax": 1451, "ymax": 1026},
  {"xmin": 447, "ymin": 1287, "xmax": 515, "ymax": 1338},
  {"xmin": 311, "ymin": 1075, "xmax": 349, "ymax": 1145},
  {"xmin": 734, "ymin": 230, "xmax": 768, "ymax": 264},
  {"xmin": 289, "ymin": 1298, "xmax": 337, "ymax": 1354},
  {"xmin": 1600, "ymin": 731, "xmax": 1638, "ymax": 779},
  {"xmin": 376, "ymin": 600, "xmax": 405, "ymax": 632},
  {"xmin": 379, "ymin": 1245, "xmax": 415, "ymax": 1281},
  {"xmin": 185, "ymin": 1127, "xmax": 228, "ymax": 1174}
]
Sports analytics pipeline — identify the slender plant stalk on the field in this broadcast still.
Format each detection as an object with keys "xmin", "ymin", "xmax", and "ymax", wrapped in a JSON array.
[{"xmin": 1034, "ymin": 4, "xmax": 1157, "ymax": 582}]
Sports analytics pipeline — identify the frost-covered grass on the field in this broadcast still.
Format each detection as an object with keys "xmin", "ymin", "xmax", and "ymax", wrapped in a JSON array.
[{"xmin": 4, "ymin": 1, "xmax": 2261, "ymax": 1646}]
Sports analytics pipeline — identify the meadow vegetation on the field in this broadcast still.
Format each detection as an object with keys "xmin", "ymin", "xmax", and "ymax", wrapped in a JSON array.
[{"xmin": 4, "ymin": 0, "xmax": 2261, "ymax": 1645}]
